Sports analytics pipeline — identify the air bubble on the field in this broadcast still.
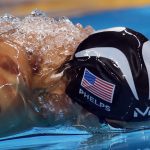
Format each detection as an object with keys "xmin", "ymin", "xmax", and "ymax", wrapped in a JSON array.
[{"xmin": 30, "ymin": 9, "xmax": 47, "ymax": 17}]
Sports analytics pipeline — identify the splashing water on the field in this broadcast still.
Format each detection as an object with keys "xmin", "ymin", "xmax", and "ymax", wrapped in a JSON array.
[
  {"xmin": 0, "ymin": 13, "xmax": 20, "ymax": 34},
  {"xmin": 0, "ymin": 10, "xmax": 100, "ymax": 137},
  {"xmin": 0, "ymin": 10, "xmax": 94, "ymax": 89}
]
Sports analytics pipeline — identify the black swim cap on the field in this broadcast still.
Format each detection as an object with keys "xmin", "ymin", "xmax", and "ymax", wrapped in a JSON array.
[{"xmin": 66, "ymin": 27, "xmax": 150, "ymax": 123}]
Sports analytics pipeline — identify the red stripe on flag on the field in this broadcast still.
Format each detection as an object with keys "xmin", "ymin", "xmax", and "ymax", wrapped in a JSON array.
[
  {"xmin": 82, "ymin": 80, "xmax": 112, "ymax": 97},
  {"xmin": 93, "ymin": 82, "xmax": 113, "ymax": 95},
  {"xmin": 81, "ymin": 69, "xmax": 115, "ymax": 103},
  {"xmin": 82, "ymin": 79, "xmax": 113, "ymax": 96},
  {"xmin": 96, "ymin": 77, "xmax": 114, "ymax": 86},
  {"xmin": 95, "ymin": 79, "xmax": 113, "ymax": 90},
  {"xmin": 86, "ymin": 86, "xmax": 112, "ymax": 102},
  {"xmin": 85, "ymin": 85, "xmax": 111, "ymax": 101},
  {"xmin": 82, "ymin": 80, "xmax": 112, "ymax": 102}
]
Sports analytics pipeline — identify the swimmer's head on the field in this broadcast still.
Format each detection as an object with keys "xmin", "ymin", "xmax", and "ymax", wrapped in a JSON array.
[{"xmin": 66, "ymin": 27, "xmax": 150, "ymax": 127}]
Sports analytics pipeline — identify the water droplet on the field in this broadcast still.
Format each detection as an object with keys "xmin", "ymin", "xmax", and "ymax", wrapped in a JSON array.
[{"xmin": 30, "ymin": 9, "xmax": 47, "ymax": 17}]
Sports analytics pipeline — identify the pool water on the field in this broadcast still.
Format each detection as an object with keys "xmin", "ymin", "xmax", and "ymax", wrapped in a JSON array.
[
  {"xmin": 71, "ymin": 5, "xmax": 150, "ymax": 39},
  {"xmin": 1, "ymin": 127, "xmax": 150, "ymax": 149},
  {"xmin": 1, "ymin": 5, "xmax": 150, "ymax": 150}
]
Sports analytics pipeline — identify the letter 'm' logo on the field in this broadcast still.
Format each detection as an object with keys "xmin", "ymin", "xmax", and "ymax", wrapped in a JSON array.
[{"xmin": 134, "ymin": 107, "xmax": 150, "ymax": 117}]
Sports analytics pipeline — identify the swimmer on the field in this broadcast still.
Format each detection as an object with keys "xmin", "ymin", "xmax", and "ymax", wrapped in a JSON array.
[
  {"xmin": 0, "ymin": 11, "xmax": 150, "ymax": 137},
  {"xmin": 0, "ymin": 10, "xmax": 95, "ymax": 137}
]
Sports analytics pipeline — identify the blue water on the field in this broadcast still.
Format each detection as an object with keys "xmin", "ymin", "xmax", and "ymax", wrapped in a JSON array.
[
  {"xmin": 71, "ymin": 5, "xmax": 150, "ymax": 39},
  {"xmin": 1, "ymin": 127, "xmax": 150, "ymax": 149},
  {"xmin": 2, "ymin": 6, "xmax": 150, "ymax": 150}
]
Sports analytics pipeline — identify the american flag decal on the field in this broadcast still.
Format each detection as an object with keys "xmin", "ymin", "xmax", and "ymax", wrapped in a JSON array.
[{"xmin": 81, "ymin": 68, "xmax": 115, "ymax": 103}]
